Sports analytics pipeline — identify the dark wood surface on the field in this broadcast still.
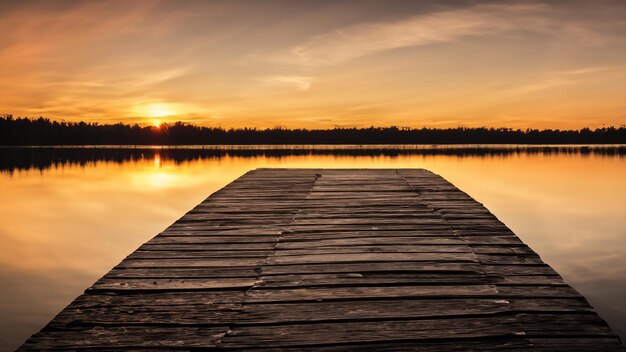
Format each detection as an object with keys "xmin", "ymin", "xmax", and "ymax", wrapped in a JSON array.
[{"xmin": 19, "ymin": 169, "xmax": 624, "ymax": 351}]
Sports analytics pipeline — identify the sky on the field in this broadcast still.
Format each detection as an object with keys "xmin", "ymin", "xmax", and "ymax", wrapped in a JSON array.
[{"xmin": 0, "ymin": 0, "xmax": 625, "ymax": 129}]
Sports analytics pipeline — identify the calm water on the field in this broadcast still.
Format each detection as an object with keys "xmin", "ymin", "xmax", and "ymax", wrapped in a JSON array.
[{"xmin": 0, "ymin": 146, "xmax": 625, "ymax": 350}]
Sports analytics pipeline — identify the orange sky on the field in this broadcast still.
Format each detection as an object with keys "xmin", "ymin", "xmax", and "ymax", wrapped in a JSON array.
[{"xmin": 1, "ymin": 0, "xmax": 625, "ymax": 129}]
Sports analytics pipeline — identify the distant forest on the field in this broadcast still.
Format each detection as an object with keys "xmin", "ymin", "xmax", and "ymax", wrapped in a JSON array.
[{"xmin": 1, "ymin": 116, "xmax": 625, "ymax": 145}]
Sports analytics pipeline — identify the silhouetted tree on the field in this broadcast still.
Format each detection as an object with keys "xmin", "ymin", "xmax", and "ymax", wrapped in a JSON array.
[{"xmin": 1, "ymin": 115, "xmax": 625, "ymax": 145}]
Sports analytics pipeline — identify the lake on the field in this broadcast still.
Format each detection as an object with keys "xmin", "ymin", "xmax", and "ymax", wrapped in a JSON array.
[{"xmin": 0, "ymin": 145, "xmax": 625, "ymax": 350}]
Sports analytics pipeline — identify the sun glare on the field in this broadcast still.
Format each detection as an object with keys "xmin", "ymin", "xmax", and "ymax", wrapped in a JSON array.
[
  {"xmin": 147, "ymin": 104, "xmax": 174, "ymax": 118},
  {"xmin": 134, "ymin": 103, "xmax": 177, "ymax": 127}
]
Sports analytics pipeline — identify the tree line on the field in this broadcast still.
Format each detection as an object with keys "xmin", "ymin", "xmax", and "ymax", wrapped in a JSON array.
[{"xmin": 1, "ymin": 115, "xmax": 625, "ymax": 145}]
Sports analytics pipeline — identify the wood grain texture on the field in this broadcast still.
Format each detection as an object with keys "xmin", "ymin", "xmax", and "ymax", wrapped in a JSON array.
[{"xmin": 19, "ymin": 169, "xmax": 624, "ymax": 351}]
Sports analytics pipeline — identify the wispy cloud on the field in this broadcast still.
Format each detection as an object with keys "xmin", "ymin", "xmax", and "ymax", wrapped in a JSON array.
[
  {"xmin": 501, "ymin": 66, "xmax": 617, "ymax": 95},
  {"xmin": 558, "ymin": 66, "xmax": 614, "ymax": 76},
  {"xmin": 260, "ymin": 2, "xmax": 624, "ymax": 67},
  {"xmin": 261, "ymin": 76, "xmax": 314, "ymax": 90},
  {"xmin": 264, "ymin": 4, "xmax": 545, "ymax": 66}
]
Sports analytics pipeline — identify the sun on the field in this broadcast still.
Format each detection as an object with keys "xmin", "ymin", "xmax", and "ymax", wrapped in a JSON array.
[{"xmin": 134, "ymin": 103, "xmax": 176, "ymax": 127}]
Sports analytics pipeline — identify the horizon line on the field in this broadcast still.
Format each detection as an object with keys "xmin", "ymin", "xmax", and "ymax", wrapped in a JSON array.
[{"xmin": 2, "ymin": 115, "xmax": 625, "ymax": 132}]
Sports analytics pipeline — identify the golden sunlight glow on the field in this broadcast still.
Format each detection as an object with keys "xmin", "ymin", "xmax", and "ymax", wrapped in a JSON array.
[
  {"xmin": 147, "ymin": 172, "xmax": 178, "ymax": 188},
  {"xmin": 145, "ymin": 104, "xmax": 175, "ymax": 118},
  {"xmin": 132, "ymin": 103, "xmax": 177, "ymax": 127}
]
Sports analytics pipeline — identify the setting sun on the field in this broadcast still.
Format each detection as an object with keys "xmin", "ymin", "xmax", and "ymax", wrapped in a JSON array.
[{"xmin": 134, "ymin": 103, "xmax": 176, "ymax": 127}]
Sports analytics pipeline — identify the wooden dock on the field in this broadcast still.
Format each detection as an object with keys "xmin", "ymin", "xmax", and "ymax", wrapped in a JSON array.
[{"xmin": 21, "ymin": 169, "xmax": 624, "ymax": 351}]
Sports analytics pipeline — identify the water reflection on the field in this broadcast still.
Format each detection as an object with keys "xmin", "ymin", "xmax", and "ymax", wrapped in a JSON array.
[
  {"xmin": 0, "ymin": 145, "xmax": 624, "ymax": 174},
  {"xmin": 0, "ymin": 147, "xmax": 624, "ymax": 350}
]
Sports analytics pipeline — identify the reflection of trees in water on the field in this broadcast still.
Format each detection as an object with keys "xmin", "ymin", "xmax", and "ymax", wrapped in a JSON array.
[{"xmin": 1, "ymin": 146, "xmax": 624, "ymax": 173}]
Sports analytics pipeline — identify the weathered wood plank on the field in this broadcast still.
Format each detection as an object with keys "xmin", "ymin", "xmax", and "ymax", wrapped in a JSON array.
[
  {"xmin": 91, "ymin": 277, "xmax": 258, "ymax": 291},
  {"xmin": 244, "ymin": 285, "xmax": 499, "ymax": 303},
  {"xmin": 266, "ymin": 252, "xmax": 478, "ymax": 265},
  {"xmin": 21, "ymin": 326, "xmax": 230, "ymax": 349},
  {"xmin": 236, "ymin": 298, "xmax": 513, "ymax": 324},
  {"xmin": 272, "ymin": 245, "xmax": 474, "ymax": 255},
  {"xmin": 106, "ymin": 267, "xmax": 260, "ymax": 278},
  {"xmin": 49, "ymin": 292, "xmax": 244, "ymax": 326},
  {"xmin": 260, "ymin": 262, "xmax": 485, "ymax": 275},
  {"xmin": 276, "ymin": 237, "xmax": 467, "ymax": 247},
  {"xmin": 128, "ymin": 250, "xmax": 274, "ymax": 259},
  {"xmin": 256, "ymin": 272, "xmax": 490, "ymax": 287},
  {"xmin": 217, "ymin": 317, "xmax": 518, "ymax": 348}
]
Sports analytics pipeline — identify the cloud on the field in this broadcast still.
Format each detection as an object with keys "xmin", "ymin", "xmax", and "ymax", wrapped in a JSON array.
[
  {"xmin": 260, "ymin": 2, "xmax": 624, "ymax": 67},
  {"xmin": 502, "ymin": 66, "xmax": 617, "ymax": 95},
  {"xmin": 265, "ymin": 4, "xmax": 545, "ymax": 66},
  {"xmin": 261, "ymin": 76, "xmax": 314, "ymax": 90},
  {"xmin": 558, "ymin": 66, "xmax": 614, "ymax": 76}
]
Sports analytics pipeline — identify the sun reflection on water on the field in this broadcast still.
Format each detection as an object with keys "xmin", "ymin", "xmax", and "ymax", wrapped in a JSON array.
[{"xmin": 154, "ymin": 154, "xmax": 161, "ymax": 168}]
